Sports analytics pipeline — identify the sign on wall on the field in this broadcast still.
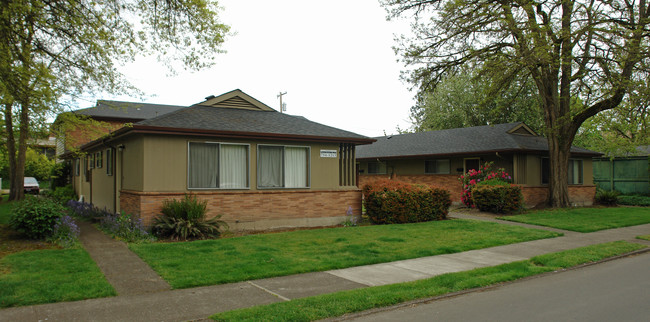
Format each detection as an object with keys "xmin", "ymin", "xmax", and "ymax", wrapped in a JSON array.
[{"xmin": 320, "ymin": 150, "xmax": 337, "ymax": 158}]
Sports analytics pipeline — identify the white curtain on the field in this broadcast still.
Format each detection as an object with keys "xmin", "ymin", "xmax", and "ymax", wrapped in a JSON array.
[
  {"xmin": 189, "ymin": 143, "xmax": 218, "ymax": 188},
  {"xmin": 220, "ymin": 145, "xmax": 248, "ymax": 188},
  {"xmin": 285, "ymin": 147, "xmax": 308, "ymax": 188},
  {"xmin": 259, "ymin": 146, "xmax": 283, "ymax": 187}
]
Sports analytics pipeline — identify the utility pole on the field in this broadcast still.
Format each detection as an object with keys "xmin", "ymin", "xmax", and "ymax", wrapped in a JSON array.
[{"xmin": 277, "ymin": 91, "xmax": 287, "ymax": 113}]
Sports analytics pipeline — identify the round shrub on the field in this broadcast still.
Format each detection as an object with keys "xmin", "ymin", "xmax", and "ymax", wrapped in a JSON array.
[
  {"xmin": 362, "ymin": 179, "xmax": 451, "ymax": 224},
  {"xmin": 594, "ymin": 189, "xmax": 619, "ymax": 206},
  {"xmin": 471, "ymin": 182, "xmax": 523, "ymax": 214},
  {"xmin": 10, "ymin": 196, "xmax": 67, "ymax": 239}
]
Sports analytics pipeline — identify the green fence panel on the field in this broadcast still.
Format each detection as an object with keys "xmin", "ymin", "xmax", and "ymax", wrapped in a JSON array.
[{"xmin": 593, "ymin": 157, "xmax": 649, "ymax": 195}]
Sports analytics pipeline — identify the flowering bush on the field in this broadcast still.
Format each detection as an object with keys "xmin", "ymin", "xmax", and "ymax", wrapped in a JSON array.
[
  {"xmin": 100, "ymin": 211, "xmax": 153, "ymax": 243},
  {"xmin": 67, "ymin": 200, "xmax": 100, "ymax": 220},
  {"xmin": 458, "ymin": 162, "xmax": 512, "ymax": 208},
  {"xmin": 363, "ymin": 179, "xmax": 451, "ymax": 224},
  {"xmin": 342, "ymin": 206, "xmax": 358, "ymax": 227},
  {"xmin": 50, "ymin": 215, "xmax": 80, "ymax": 247}
]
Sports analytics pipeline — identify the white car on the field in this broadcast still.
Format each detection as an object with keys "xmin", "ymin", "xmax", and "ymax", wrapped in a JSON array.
[{"xmin": 24, "ymin": 177, "xmax": 40, "ymax": 194}]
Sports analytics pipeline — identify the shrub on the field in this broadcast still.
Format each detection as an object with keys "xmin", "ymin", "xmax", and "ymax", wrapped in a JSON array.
[
  {"xmin": 595, "ymin": 189, "xmax": 620, "ymax": 206},
  {"xmin": 49, "ymin": 215, "xmax": 80, "ymax": 247},
  {"xmin": 100, "ymin": 211, "xmax": 153, "ymax": 243},
  {"xmin": 362, "ymin": 179, "xmax": 451, "ymax": 224},
  {"xmin": 617, "ymin": 195, "xmax": 650, "ymax": 207},
  {"xmin": 48, "ymin": 185, "xmax": 77, "ymax": 206},
  {"xmin": 10, "ymin": 196, "xmax": 67, "ymax": 239},
  {"xmin": 458, "ymin": 162, "xmax": 512, "ymax": 208},
  {"xmin": 152, "ymin": 194, "xmax": 228, "ymax": 240},
  {"xmin": 472, "ymin": 182, "xmax": 524, "ymax": 214}
]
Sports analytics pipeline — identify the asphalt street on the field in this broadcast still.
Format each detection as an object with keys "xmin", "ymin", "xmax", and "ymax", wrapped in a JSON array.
[{"xmin": 347, "ymin": 252, "xmax": 650, "ymax": 322}]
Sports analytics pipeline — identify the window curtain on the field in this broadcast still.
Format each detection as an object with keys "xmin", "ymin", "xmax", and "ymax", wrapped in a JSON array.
[
  {"xmin": 220, "ymin": 145, "xmax": 248, "ymax": 188},
  {"xmin": 285, "ymin": 147, "xmax": 308, "ymax": 188},
  {"xmin": 437, "ymin": 160, "xmax": 450, "ymax": 174},
  {"xmin": 189, "ymin": 143, "xmax": 218, "ymax": 188},
  {"xmin": 259, "ymin": 146, "xmax": 283, "ymax": 187}
]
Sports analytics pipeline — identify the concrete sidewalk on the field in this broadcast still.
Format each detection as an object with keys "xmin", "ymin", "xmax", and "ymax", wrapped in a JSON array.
[{"xmin": 1, "ymin": 214, "xmax": 649, "ymax": 322}]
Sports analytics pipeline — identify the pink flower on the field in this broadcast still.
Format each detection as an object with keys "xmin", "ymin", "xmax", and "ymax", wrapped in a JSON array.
[{"xmin": 469, "ymin": 179, "xmax": 476, "ymax": 185}]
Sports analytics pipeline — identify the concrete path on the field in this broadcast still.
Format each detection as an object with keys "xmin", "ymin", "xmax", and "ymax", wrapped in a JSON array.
[
  {"xmin": 1, "ymin": 214, "xmax": 649, "ymax": 322},
  {"xmin": 77, "ymin": 221, "xmax": 170, "ymax": 296}
]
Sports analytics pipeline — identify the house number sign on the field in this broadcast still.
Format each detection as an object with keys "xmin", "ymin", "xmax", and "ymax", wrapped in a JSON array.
[{"xmin": 320, "ymin": 150, "xmax": 337, "ymax": 158}]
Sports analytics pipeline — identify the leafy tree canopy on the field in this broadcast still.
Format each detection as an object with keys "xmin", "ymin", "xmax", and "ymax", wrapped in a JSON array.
[{"xmin": 383, "ymin": 0, "xmax": 650, "ymax": 207}]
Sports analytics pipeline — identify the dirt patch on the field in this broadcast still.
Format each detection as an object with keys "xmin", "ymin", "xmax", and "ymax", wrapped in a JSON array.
[{"xmin": 0, "ymin": 225, "xmax": 60, "ymax": 259}]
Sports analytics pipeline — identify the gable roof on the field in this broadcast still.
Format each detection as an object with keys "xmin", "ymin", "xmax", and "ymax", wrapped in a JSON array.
[
  {"xmin": 73, "ymin": 100, "xmax": 185, "ymax": 121},
  {"xmin": 357, "ymin": 123, "xmax": 601, "ymax": 159},
  {"xmin": 78, "ymin": 90, "xmax": 374, "ymax": 151}
]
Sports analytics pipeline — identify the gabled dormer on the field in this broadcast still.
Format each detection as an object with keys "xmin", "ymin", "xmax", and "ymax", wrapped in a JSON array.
[
  {"xmin": 507, "ymin": 123, "xmax": 538, "ymax": 136},
  {"xmin": 197, "ymin": 89, "xmax": 276, "ymax": 111}
]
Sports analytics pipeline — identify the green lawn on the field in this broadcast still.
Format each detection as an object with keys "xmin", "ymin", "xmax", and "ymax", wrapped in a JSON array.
[
  {"xmin": 0, "ymin": 248, "xmax": 116, "ymax": 308},
  {"xmin": 638, "ymin": 235, "xmax": 650, "ymax": 241},
  {"xmin": 499, "ymin": 207, "xmax": 650, "ymax": 232},
  {"xmin": 130, "ymin": 219, "xmax": 561, "ymax": 289},
  {"xmin": 212, "ymin": 241, "xmax": 645, "ymax": 321},
  {"xmin": 0, "ymin": 195, "xmax": 12, "ymax": 225}
]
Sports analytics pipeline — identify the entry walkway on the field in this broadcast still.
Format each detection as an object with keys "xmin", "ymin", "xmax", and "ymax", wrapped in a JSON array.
[{"xmin": 1, "ymin": 215, "xmax": 649, "ymax": 322}]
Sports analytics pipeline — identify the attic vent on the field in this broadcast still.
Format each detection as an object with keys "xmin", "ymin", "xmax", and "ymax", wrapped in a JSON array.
[
  {"xmin": 211, "ymin": 96, "xmax": 261, "ymax": 110},
  {"xmin": 512, "ymin": 127, "xmax": 533, "ymax": 135},
  {"xmin": 204, "ymin": 95, "xmax": 216, "ymax": 100}
]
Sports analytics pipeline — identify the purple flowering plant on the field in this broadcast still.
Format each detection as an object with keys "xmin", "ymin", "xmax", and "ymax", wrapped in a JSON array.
[{"xmin": 50, "ymin": 215, "xmax": 80, "ymax": 247}]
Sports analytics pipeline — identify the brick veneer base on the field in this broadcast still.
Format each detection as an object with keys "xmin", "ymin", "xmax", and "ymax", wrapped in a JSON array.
[
  {"xmin": 358, "ymin": 175, "xmax": 596, "ymax": 208},
  {"xmin": 120, "ymin": 189, "xmax": 361, "ymax": 230}
]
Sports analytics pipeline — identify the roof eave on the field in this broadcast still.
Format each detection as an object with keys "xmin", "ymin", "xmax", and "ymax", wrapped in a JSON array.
[{"xmin": 357, "ymin": 148, "xmax": 602, "ymax": 160}]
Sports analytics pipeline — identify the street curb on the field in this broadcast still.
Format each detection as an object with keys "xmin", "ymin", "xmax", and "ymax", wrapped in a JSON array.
[{"xmin": 326, "ymin": 245, "xmax": 650, "ymax": 322}]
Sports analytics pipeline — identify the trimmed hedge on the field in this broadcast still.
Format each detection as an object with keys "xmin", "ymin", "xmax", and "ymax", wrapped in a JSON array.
[
  {"xmin": 472, "ymin": 183, "xmax": 523, "ymax": 214},
  {"xmin": 617, "ymin": 195, "xmax": 650, "ymax": 207},
  {"xmin": 362, "ymin": 179, "xmax": 451, "ymax": 224}
]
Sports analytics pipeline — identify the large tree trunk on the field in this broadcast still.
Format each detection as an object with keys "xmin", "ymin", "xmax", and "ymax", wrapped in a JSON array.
[
  {"xmin": 547, "ymin": 135, "xmax": 571, "ymax": 207},
  {"xmin": 5, "ymin": 100, "xmax": 28, "ymax": 201}
]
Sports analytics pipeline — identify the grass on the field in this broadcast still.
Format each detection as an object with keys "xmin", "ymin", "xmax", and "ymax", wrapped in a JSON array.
[
  {"xmin": 498, "ymin": 207, "xmax": 650, "ymax": 232},
  {"xmin": 0, "ymin": 248, "xmax": 116, "ymax": 308},
  {"xmin": 637, "ymin": 235, "xmax": 650, "ymax": 241},
  {"xmin": 211, "ymin": 241, "xmax": 645, "ymax": 321},
  {"xmin": 0, "ymin": 195, "xmax": 12, "ymax": 225},
  {"xmin": 130, "ymin": 219, "xmax": 560, "ymax": 289}
]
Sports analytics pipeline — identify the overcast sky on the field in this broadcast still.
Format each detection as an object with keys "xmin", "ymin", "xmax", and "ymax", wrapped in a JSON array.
[{"xmin": 79, "ymin": 0, "xmax": 415, "ymax": 137}]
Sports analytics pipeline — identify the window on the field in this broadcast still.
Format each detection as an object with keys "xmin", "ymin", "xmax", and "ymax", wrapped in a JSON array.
[
  {"xmin": 188, "ymin": 142, "xmax": 249, "ymax": 189},
  {"xmin": 106, "ymin": 149, "xmax": 113, "ymax": 176},
  {"xmin": 75, "ymin": 158, "xmax": 80, "ymax": 176},
  {"xmin": 367, "ymin": 161, "xmax": 386, "ymax": 174},
  {"xmin": 96, "ymin": 151, "xmax": 102, "ymax": 168},
  {"xmin": 541, "ymin": 158, "xmax": 583, "ymax": 185},
  {"xmin": 425, "ymin": 159, "xmax": 450, "ymax": 174},
  {"xmin": 258, "ymin": 145, "xmax": 309, "ymax": 188},
  {"xmin": 89, "ymin": 154, "xmax": 94, "ymax": 169}
]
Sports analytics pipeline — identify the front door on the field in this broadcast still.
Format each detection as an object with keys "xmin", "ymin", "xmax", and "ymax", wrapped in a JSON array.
[{"xmin": 464, "ymin": 158, "xmax": 480, "ymax": 173}]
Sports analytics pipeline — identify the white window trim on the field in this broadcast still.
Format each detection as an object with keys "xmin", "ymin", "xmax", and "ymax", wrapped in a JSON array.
[
  {"xmin": 187, "ymin": 141, "xmax": 251, "ymax": 190},
  {"xmin": 257, "ymin": 144, "xmax": 311, "ymax": 189}
]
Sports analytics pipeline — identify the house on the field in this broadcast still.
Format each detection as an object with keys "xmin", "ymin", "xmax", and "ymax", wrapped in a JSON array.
[
  {"xmin": 593, "ymin": 145, "xmax": 650, "ymax": 195},
  {"xmin": 64, "ymin": 89, "xmax": 375, "ymax": 230},
  {"xmin": 356, "ymin": 123, "xmax": 601, "ymax": 208},
  {"xmin": 54, "ymin": 100, "xmax": 185, "ymax": 160}
]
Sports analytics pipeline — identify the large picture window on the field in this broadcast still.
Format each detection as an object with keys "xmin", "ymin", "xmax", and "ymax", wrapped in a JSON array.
[
  {"xmin": 425, "ymin": 159, "xmax": 450, "ymax": 174},
  {"xmin": 258, "ymin": 145, "xmax": 309, "ymax": 188},
  {"xmin": 188, "ymin": 142, "xmax": 249, "ymax": 189},
  {"xmin": 541, "ymin": 158, "xmax": 583, "ymax": 185}
]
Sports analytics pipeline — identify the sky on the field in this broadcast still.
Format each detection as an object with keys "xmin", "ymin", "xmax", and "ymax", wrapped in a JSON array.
[{"xmin": 77, "ymin": 0, "xmax": 416, "ymax": 137}]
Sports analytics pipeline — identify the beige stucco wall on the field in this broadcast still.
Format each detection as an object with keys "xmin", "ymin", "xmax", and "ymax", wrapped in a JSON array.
[{"xmin": 122, "ymin": 134, "xmax": 348, "ymax": 192}]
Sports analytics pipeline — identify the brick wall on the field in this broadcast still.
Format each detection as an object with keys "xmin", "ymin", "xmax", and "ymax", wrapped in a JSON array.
[
  {"xmin": 359, "ymin": 174, "xmax": 596, "ymax": 208},
  {"xmin": 120, "ymin": 189, "xmax": 362, "ymax": 230}
]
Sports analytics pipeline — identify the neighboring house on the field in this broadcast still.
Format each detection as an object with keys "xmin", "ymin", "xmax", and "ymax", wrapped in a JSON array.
[
  {"xmin": 54, "ymin": 100, "xmax": 185, "ymax": 160},
  {"xmin": 64, "ymin": 89, "xmax": 374, "ymax": 230},
  {"xmin": 357, "ymin": 123, "xmax": 601, "ymax": 208},
  {"xmin": 593, "ymin": 145, "xmax": 650, "ymax": 195},
  {"xmin": 28, "ymin": 135, "xmax": 57, "ymax": 159}
]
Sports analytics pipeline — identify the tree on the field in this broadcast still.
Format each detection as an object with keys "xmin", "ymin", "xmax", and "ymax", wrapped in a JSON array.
[
  {"xmin": 0, "ymin": 0, "xmax": 229, "ymax": 201},
  {"xmin": 410, "ymin": 69, "xmax": 544, "ymax": 132},
  {"xmin": 384, "ymin": 0, "xmax": 650, "ymax": 207}
]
